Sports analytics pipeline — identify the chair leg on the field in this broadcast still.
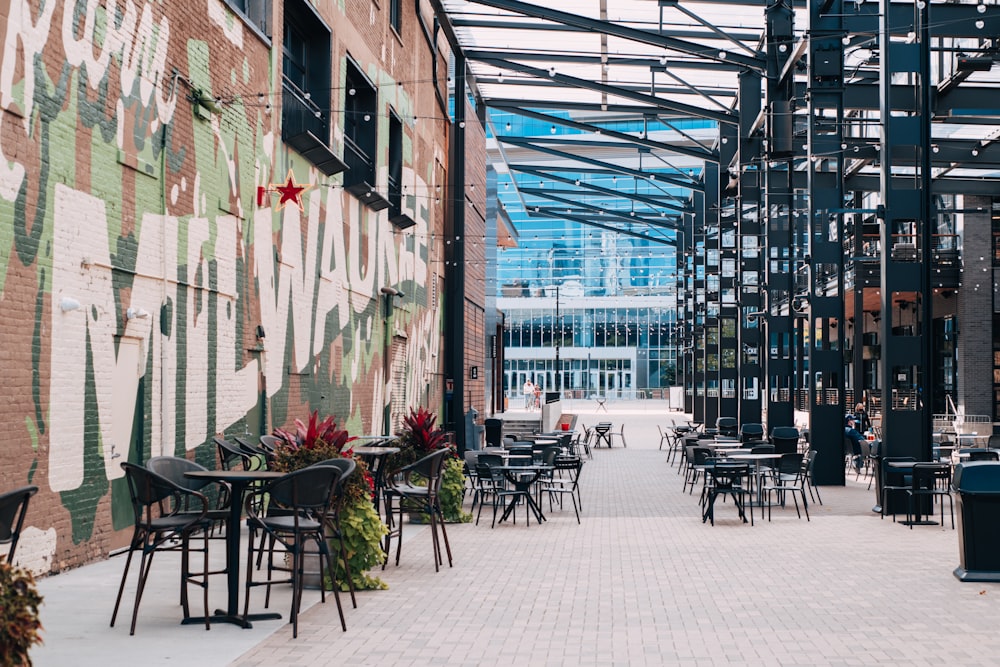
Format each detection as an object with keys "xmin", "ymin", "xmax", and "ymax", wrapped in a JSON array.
[
  {"xmin": 319, "ymin": 538, "xmax": 346, "ymax": 632},
  {"xmin": 436, "ymin": 503, "xmax": 453, "ymax": 567},
  {"xmin": 335, "ymin": 530, "xmax": 357, "ymax": 608},
  {"xmin": 110, "ymin": 533, "xmax": 140, "ymax": 630},
  {"xmin": 129, "ymin": 548, "xmax": 156, "ymax": 636}
]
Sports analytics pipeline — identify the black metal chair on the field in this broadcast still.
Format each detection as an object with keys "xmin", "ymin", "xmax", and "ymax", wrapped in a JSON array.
[
  {"xmin": 739, "ymin": 423, "xmax": 765, "ymax": 443},
  {"xmin": 761, "ymin": 453, "xmax": 809, "ymax": 521},
  {"xmin": 716, "ymin": 417, "xmax": 738, "ymax": 439},
  {"xmin": 683, "ymin": 446, "xmax": 714, "ymax": 495},
  {"xmin": 0, "ymin": 485, "xmax": 38, "ymax": 563},
  {"xmin": 382, "ymin": 448, "xmax": 453, "ymax": 571},
  {"xmin": 111, "ymin": 463, "xmax": 212, "ymax": 635},
  {"xmin": 243, "ymin": 466, "xmax": 345, "ymax": 638},
  {"xmin": 770, "ymin": 426, "xmax": 800, "ymax": 454},
  {"xmin": 880, "ymin": 457, "xmax": 917, "ymax": 521},
  {"xmin": 702, "ymin": 462, "xmax": 753, "ymax": 526},
  {"xmin": 906, "ymin": 463, "xmax": 954, "ymax": 529},
  {"xmin": 802, "ymin": 449, "xmax": 823, "ymax": 505},
  {"xmin": 544, "ymin": 456, "xmax": 584, "ymax": 523},
  {"xmin": 214, "ymin": 436, "xmax": 253, "ymax": 471},
  {"xmin": 145, "ymin": 456, "xmax": 231, "ymax": 537},
  {"xmin": 310, "ymin": 458, "xmax": 358, "ymax": 609}
]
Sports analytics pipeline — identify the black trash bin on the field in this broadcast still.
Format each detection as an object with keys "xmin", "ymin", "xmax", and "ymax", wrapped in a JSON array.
[
  {"xmin": 484, "ymin": 418, "xmax": 504, "ymax": 448},
  {"xmin": 953, "ymin": 461, "xmax": 1000, "ymax": 582}
]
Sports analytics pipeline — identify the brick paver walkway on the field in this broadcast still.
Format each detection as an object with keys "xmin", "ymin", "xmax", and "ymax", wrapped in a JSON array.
[{"xmin": 33, "ymin": 402, "xmax": 1000, "ymax": 666}]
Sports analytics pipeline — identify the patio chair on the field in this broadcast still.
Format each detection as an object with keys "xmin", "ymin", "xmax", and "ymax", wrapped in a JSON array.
[
  {"xmin": 760, "ymin": 453, "xmax": 809, "ymax": 522},
  {"xmin": 738, "ymin": 423, "xmax": 765, "ymax": 443},
  {"xmin": 905, "ymin": 463, "xmax": 954, "ymax": 530},
  {"xmin": 111, "ymin": 463, "xmax": 212, "ymax": 635},
  {"xmin": 310, "ymin": 458, "xmax": 358, "ymax": 609},
  {"xmin": 383, "ymin": 448, "xmax": 453, "ymax": 571},
  {"xmin": 715, "ymin": 417, "xmax": 738, "ymax": 439},
  {"xmin": 214, "ymin": 436, "xmax": 253, "ymax": 471},
  {"xmin": 802, "ymin": 449, "xmax": 823, "ymax": 505},
  {"xmin": 544, "ymin": 456, "xmax": 584, "ymax": 523},
  {"xmin": 770, "ymin": 426, "xmax": 800, "ymax": 455},
  {"xmin": 657, "ymin": 425, "xmax": 670, "ymax": 451},
  {"xmin": 702, "ymin": 462, "xmax": 752, "ymax": 526},
  {"xmin": 0, "ymin": 485, "xmax": 38, "ymax": 563},
  {"xmin": 474, "ymin": 460, "xmax": 507, "ymax": 526},
  {"xmin": 880, "ymin": 457, "xmax": 917, "ymax": 521},
  {"xmin": 683, "ymin": 446, "xmax": 714, "ymax": 496},
  {"xmin": 243, "ymin": 465, "xmax": 346, "ymax": 637},
  {"xmin": 608, "ymin": 423, "xmax": 627, "ymax": 448},
  {"xmin": 145, "ymin": 456, "xmax": 231, "ymax": 538}
]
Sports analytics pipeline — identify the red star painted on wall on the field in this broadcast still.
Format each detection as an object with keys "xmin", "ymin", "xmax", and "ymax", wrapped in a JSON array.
[{"xmin": 262, "ymin": 169, "xmax": 312, "ymax": 211}]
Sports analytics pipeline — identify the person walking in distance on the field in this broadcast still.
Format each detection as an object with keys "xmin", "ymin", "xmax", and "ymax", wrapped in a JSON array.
[{"xmin": 523, "ymin": 379, "xmax": 535, "ymax": 410}]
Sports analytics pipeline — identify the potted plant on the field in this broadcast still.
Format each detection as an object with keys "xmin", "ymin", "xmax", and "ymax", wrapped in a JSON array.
[
  {"xmin": 0, "ymin": 560, "xmax": 43, "ymax": 666},
  {"xmin": 272, "ymin": 411, "xmax": 389, "ymax": 591},
  {"xmin": 389, "ymin": 407, "xmax": 472, "ymax": 524}
]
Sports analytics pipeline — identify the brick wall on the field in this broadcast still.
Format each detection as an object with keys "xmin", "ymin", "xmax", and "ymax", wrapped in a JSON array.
[{"xmin": 0, "ymin": 0, "xmax": 450, "ymax": 573}]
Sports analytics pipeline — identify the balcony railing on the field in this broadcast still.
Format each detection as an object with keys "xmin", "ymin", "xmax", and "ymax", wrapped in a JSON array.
[
  {"xmin": 344, "ymin": 135, "xmax": 375, "ymax": 189},
  {"xmin": 282, "ymin": 80, "xmax": 327, "ymax": 145}
]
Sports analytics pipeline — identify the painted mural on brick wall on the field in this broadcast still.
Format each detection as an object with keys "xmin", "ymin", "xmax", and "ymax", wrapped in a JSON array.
[{"xmin": 0, "ymin": 0, "xmax": 445, "ymax": 573}]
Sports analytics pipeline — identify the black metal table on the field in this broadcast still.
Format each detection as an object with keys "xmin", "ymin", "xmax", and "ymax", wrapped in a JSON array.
[
  {"xmin": 183, "ymin": 469, "xmax": 285, "ymax": 628},
  {"xmin": 497, "ymin": 464, "xmax": 552, "ymax": 525}
]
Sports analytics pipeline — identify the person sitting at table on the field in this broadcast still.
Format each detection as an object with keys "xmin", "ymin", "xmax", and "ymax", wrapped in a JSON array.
[{"xmin": 845, "ymin": 414, "xmax": 865, "ymax": 471}]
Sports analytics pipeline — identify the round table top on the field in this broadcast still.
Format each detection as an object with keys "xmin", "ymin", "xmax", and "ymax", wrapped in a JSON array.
[
  {"xmin": 352, "ymin": 446, "xmax": 401, "ymax": 456},
  {"xmin": 728, "ymin": 452, "xmax": 783, "ymax": 460},
  {"xmin": 184, "ymin": 469, "xmax": 284, "ymax": 482}
]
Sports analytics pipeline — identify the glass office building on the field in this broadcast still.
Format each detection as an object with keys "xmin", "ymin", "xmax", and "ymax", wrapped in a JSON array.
[{"xmin": 491, "ymin": 112, "xmax": 714, "ymax": 401}]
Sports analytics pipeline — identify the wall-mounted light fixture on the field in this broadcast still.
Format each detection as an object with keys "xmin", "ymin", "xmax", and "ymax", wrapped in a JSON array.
[
  {"xmin": 126, "ymin": 307, "xmax": 150, "ymax": 320},
  {"xmin": 59, "ymin": 297, "xmax": 81, "ymax": 312}
]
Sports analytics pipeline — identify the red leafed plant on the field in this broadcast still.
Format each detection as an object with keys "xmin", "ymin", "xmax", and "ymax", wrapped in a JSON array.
[
  {"xmin": 401, "ymin": 407, "xmax": 448, "ymax": 453},
  {"xmin": 271, "ymin": 411, "xmax": 373, "ymax": 503}
]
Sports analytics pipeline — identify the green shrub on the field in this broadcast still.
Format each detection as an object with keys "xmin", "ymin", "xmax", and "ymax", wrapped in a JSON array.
[{"xmin": 0, "ymin": 560, "xmax": 44, "ymax": 667}]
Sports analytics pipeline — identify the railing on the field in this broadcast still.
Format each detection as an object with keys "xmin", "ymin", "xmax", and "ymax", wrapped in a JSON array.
[
  {"xmin": 344, "ymin": 135, "xmax": 375, "ymax": 189},
  {"xmin": 281, "ymin": 79, "xmax": 327, "ymax": 144}
]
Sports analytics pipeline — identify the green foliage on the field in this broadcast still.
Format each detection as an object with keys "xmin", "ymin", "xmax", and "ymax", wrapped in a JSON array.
[
  {"xmin": 272, "ymin": 411, "xmax": 387, "ymax": 590},
  {"xmin": 330, "ymin": 497, "xmax": 389, "ymax": 591},
  {"xmin": 271, "ymin": 411, "xmax": 373, "ymax": 505},
  {"xmin": 439, "ymin": 456, "xmax": 473, "ymax": 523},
  {"xmin": 389, "ymin": 406, "xmax": 470, "ymax": 523},
  {"xmin": 0, "ymin": 561, "xmax": 44, "ymax": 667}
]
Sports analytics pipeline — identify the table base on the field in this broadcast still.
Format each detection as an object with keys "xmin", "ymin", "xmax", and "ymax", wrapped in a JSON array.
[
  {"xmin": 899, "ymin": 519, "xmax": 938, "ymax": 526},
  {"xmin": 182, "ymin": 609, "xmax": 281, "ymax": 629},
  {"xmin": 499, "ymin": 495, "xmax": 546, "ymax": 525}
]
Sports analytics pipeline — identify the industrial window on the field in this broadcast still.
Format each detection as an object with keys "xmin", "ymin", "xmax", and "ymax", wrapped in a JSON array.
[
  {"xmin": 390, "ymin": 0, "xmax": 402, "ymax": 34},
  {"xmin": 225, "ymin": 0, "xmax": 268, "ymax": 36},
  {"xmin": 388, "ymin": 111, "xmax": 403, "ymax": 215},
  {"xmin": 281, "ymin": 0, "xmax": 346, "ymax": 175},
  {"xmin": 344, "ymin": 59, "xmax": 378, "ymax": 191}
]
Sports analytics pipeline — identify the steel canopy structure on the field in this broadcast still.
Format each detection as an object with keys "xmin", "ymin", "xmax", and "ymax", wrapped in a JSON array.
[{"xmin": 436, "ymin": 0, "xmax": 1000, "ymax": 485}]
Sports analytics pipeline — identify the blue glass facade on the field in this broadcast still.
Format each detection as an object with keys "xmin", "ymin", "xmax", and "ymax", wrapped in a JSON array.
[{"xmin": 491, "ymin": 111, "xmax": 714, "ymax": 401}]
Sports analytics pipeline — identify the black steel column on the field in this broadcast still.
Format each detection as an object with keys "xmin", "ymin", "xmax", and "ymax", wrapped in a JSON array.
[
  {"xmin": 878, "ymin": 0, "xmax": 933, "ymax": 464},
  {"xmin": 807, "ymin": 0, "xmax": 848, "ymax": 484},
  {"xmin": 692, "ymin": 205, "xmax": 706, "ymax": 426},
  {"xmin": 703, "ymin": 162, "xmax": 721, "ymax": 429},
  {"xmin": 763, "ymin": 0, "xmax": 796, "ymax": 430},
  {"xmin": 447, "ymin": 53, "xmax": 467, "ymax": 453},
  {"xmin": 719, "ymin": 123, "xmax": 739, "ymax": 421},
  {"xmin": 738, "ymin": 69, "xmax": 764, "ymax": 426}
]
